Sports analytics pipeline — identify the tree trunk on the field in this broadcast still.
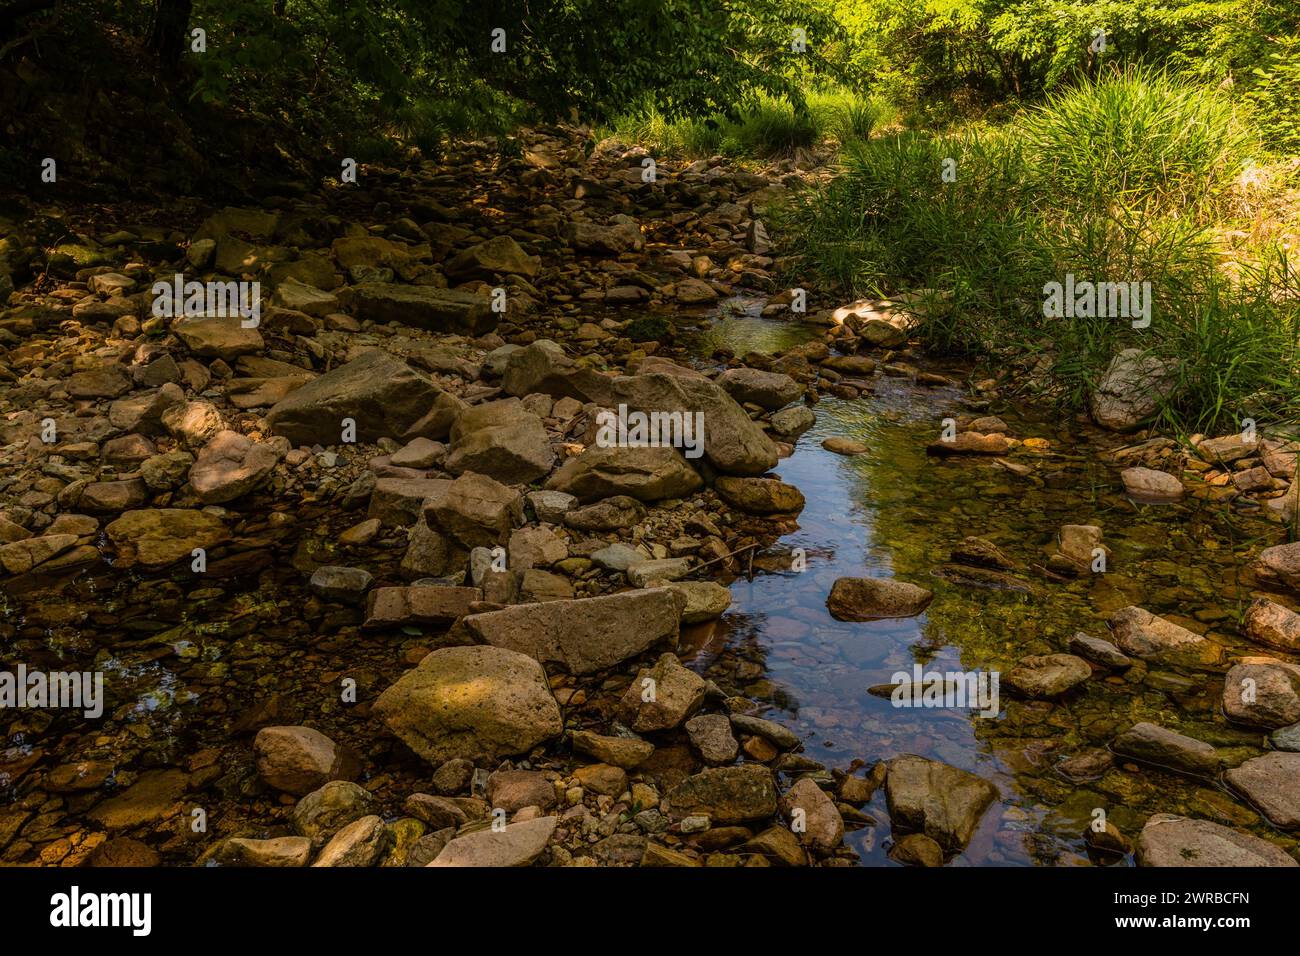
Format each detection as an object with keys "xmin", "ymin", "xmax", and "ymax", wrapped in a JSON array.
[{"xmin": 148, "ymin": 0, "xmax": 192, "ymax": 73}]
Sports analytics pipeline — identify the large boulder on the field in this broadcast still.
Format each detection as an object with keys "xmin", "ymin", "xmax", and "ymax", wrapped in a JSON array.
[
  {"xmin": 1243, "ymin": 598, "xmax": 1300, "ymax": 652},
  {"xmin": 1224, "ymin": 752, "xmax": 1300, "ymax": 829},
  {"xmin": 1090, "ymin": 348, "xmax": 1177, "ymax": 431},
  {"xmin": 423, "ymin": 472, "xmax": 523, "ymax": 549},
  {"xmin": 1003, "ymin": 654, "xmax": 1091, "ymax": 699},
  {"xmin": 463, "ymin": 588, "xmax": 682, "ymax": 675},
  {"xmin": 444, "ymin": 401, "xmax": 554, "ymax": 484},
  {"xmin": 580, "ymin": 373, "xmax": 779, "ymax": 476},
  {"xmin": 312, "ymin": 815, "xmax": 389, "ymax": 867},
  {"xmin": 444, "ymin": 236, "xmax": 538, "ymax": 280},
  {"xmin": 780, "ymin": 777, "xmax": 844, "ymax": 851},
  {"xmin": 502, "ymin": 340, "xmax": 590, "ymax": 399},
  {"xmin": 341, "ymin": 282, "xmax": 497, "ymax": 335},
  {"xmin": 109, "ymin": 383, "xmax": 185, "ymax": 436},
  {"xmin": 271, "ymin": 277, "xmax": 338, "ymax": 316},
  {"xmin": 1256, "ymin": 542, "xmax": 1300, "ymax": 592},
  {"xmin": 0, "ymin": 534, "xmax": 78, "ymax": 575},
  {"xmin": 105, "ymin": 508, "xmax": 229, "ymax": 567},
  {"xmin": 885, "ymin": 755, "xmax": 998, "ymax": 852},
  {"xmin": 188, "ymin": 430, "xmax": 285, "ymax": 504},
  {"xmin": 267, "ymin": 350, "xmax": 463, "ymax": 446},
  {"xmin": 545, "ymin": 445, "xmax": 702, "ymax": 503},
  {"xmin": 217, "ymin": 836, "xmax": 312, "ymax": 868},
  {"xmin": 291, "ymin": 781, "xmax": 378, "ymax": 847},
  {"xmin": 563, "ymin": 495, "xmax": 645, "ymax": 531},
  {"xmin": 618, "ymin": 652, "xmax": 706, "ymax": 731},
  {"xmin": 330, "ymin": 235, "xmax": 410, "ymax": 271},
  {"xmin": 363, "ymin": 585, "xmax": 480, "ymax": 628},
  {"xmin": 504, "ymin": 359, "xmax": 777, "ymax": 476},
  {"xmin": 564, "ymin": 220, "xmax": 644, "ymax": 255},
  {"xmin": 713, "ymin": 476, "xmax": 805, "ymax": 515},
  {"xmin": 428, "ymin": 816, "xmax": 556, "ymax": 867},
  {"xmin": 717, "ymin": 368, "xmax": 802, "ymax": 410},
  {"xmin": 368, "ymin": 477, "xmax": 454, "ymax": 527},
  {"xmin": 1136, "ymin": 814, "xmax": 1296, "ymax": 867},
  {"xmin": 1120, "ymin": 467, "xmax": 1183, "ymax": 502},
  {"xmin": 173, "ymin": 316, "xmax": 264, "ymax": 360},
  {"xmin": 373, "ymin": 645, "xmax": 563, "ymax": 764}
]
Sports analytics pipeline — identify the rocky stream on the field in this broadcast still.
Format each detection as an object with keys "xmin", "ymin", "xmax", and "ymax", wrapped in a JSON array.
[{"xmin": 1, "ymin": 127, "xmax": 1299, "ymax": 868}]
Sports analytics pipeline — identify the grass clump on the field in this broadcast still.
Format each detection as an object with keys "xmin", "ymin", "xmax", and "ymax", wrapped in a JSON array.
[
  {"xmin": 787, "ymin": 67, "xmax": 1300, "ymax": 434},
  {"xmin": 603, "ymin": 88, "xmax": 888, "ymax": 159}
]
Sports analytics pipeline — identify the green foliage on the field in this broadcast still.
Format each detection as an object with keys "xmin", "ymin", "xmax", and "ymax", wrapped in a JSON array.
[
  {"xmin": 177, "ymin": 0, "xmax": 855, "ymax": 130},
  {"xmin": 1019, "ymin": 66, "xmax": 1255, "ymax": 209},
  {"xmin": 788, "ymin": 70, "xmax": 1300, "ymax": 432},
  {"xmin": 828, "ymin": 0, "xmax": 1297, "ymax": 137},
  {"xmin": 1245, "ymin": 35, "xmax": 1300, "ymax": 152}
]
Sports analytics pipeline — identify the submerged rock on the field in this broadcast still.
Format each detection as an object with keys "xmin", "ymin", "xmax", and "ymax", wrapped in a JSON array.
[
  {"xmin": 884, "ymin": 755, "xmax": 997, "ymax": 853},
  {"xmin": 1110, "ymin": 722, "xmax": 1218, "ymax": 776},
  {"xmin": 1136, "ymin": 814, "xmax": 1296, "ymax": 867},
  {"xmin": 1068, "ymin": 632, "xmax": 1131, "ymax": 669},
  {"xmin": 1004, "ymin": 654, "xmax": 1091, "ymax": 699},
  {"xmin": 926, "ymin": 432, "xmax": 1009, "ymax": 456},
  {"xmin": 826, "ymin": 577, "xmax": 933, "ymax": 620},
  {"xmin": 1120, "ymin": 466, "xmax": 1183, "ymax": 502},
  {"xmin": 1224, "ymin": 752, "xmax": 1300, "ymax": 829}
]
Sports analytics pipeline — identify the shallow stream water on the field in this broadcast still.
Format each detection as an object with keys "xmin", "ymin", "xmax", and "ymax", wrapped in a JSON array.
[{"xmin": 680, "ymin": 306, "xmax": 1298, "ymax": 865}]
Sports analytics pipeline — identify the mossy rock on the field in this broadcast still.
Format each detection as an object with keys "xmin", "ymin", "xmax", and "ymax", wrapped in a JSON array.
[
  {"xmin": 47, "ymin": 242, "xmax": 115, "ymax": 277},
  {"xmin": 625, "ymin": 315, "xmax": 674, "ymax": 342}
]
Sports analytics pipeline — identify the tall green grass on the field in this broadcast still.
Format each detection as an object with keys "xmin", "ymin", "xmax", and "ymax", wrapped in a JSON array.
[
  {"xmin": 787, "ymin": 67, "xmax": 1299, "ymax": 433},
  {"xmin": 1020, "ymin": 68, "xmax": 1255, "ymax": 210},
  {"xmin": 604, "ymin": 89, "xmax": 890, "ymax": 159}
]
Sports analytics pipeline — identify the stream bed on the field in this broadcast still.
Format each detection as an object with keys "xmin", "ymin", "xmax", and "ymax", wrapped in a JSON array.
[{"xmin": 2, "ymin": 306, "xmax": 1297, "ymax": 867}]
